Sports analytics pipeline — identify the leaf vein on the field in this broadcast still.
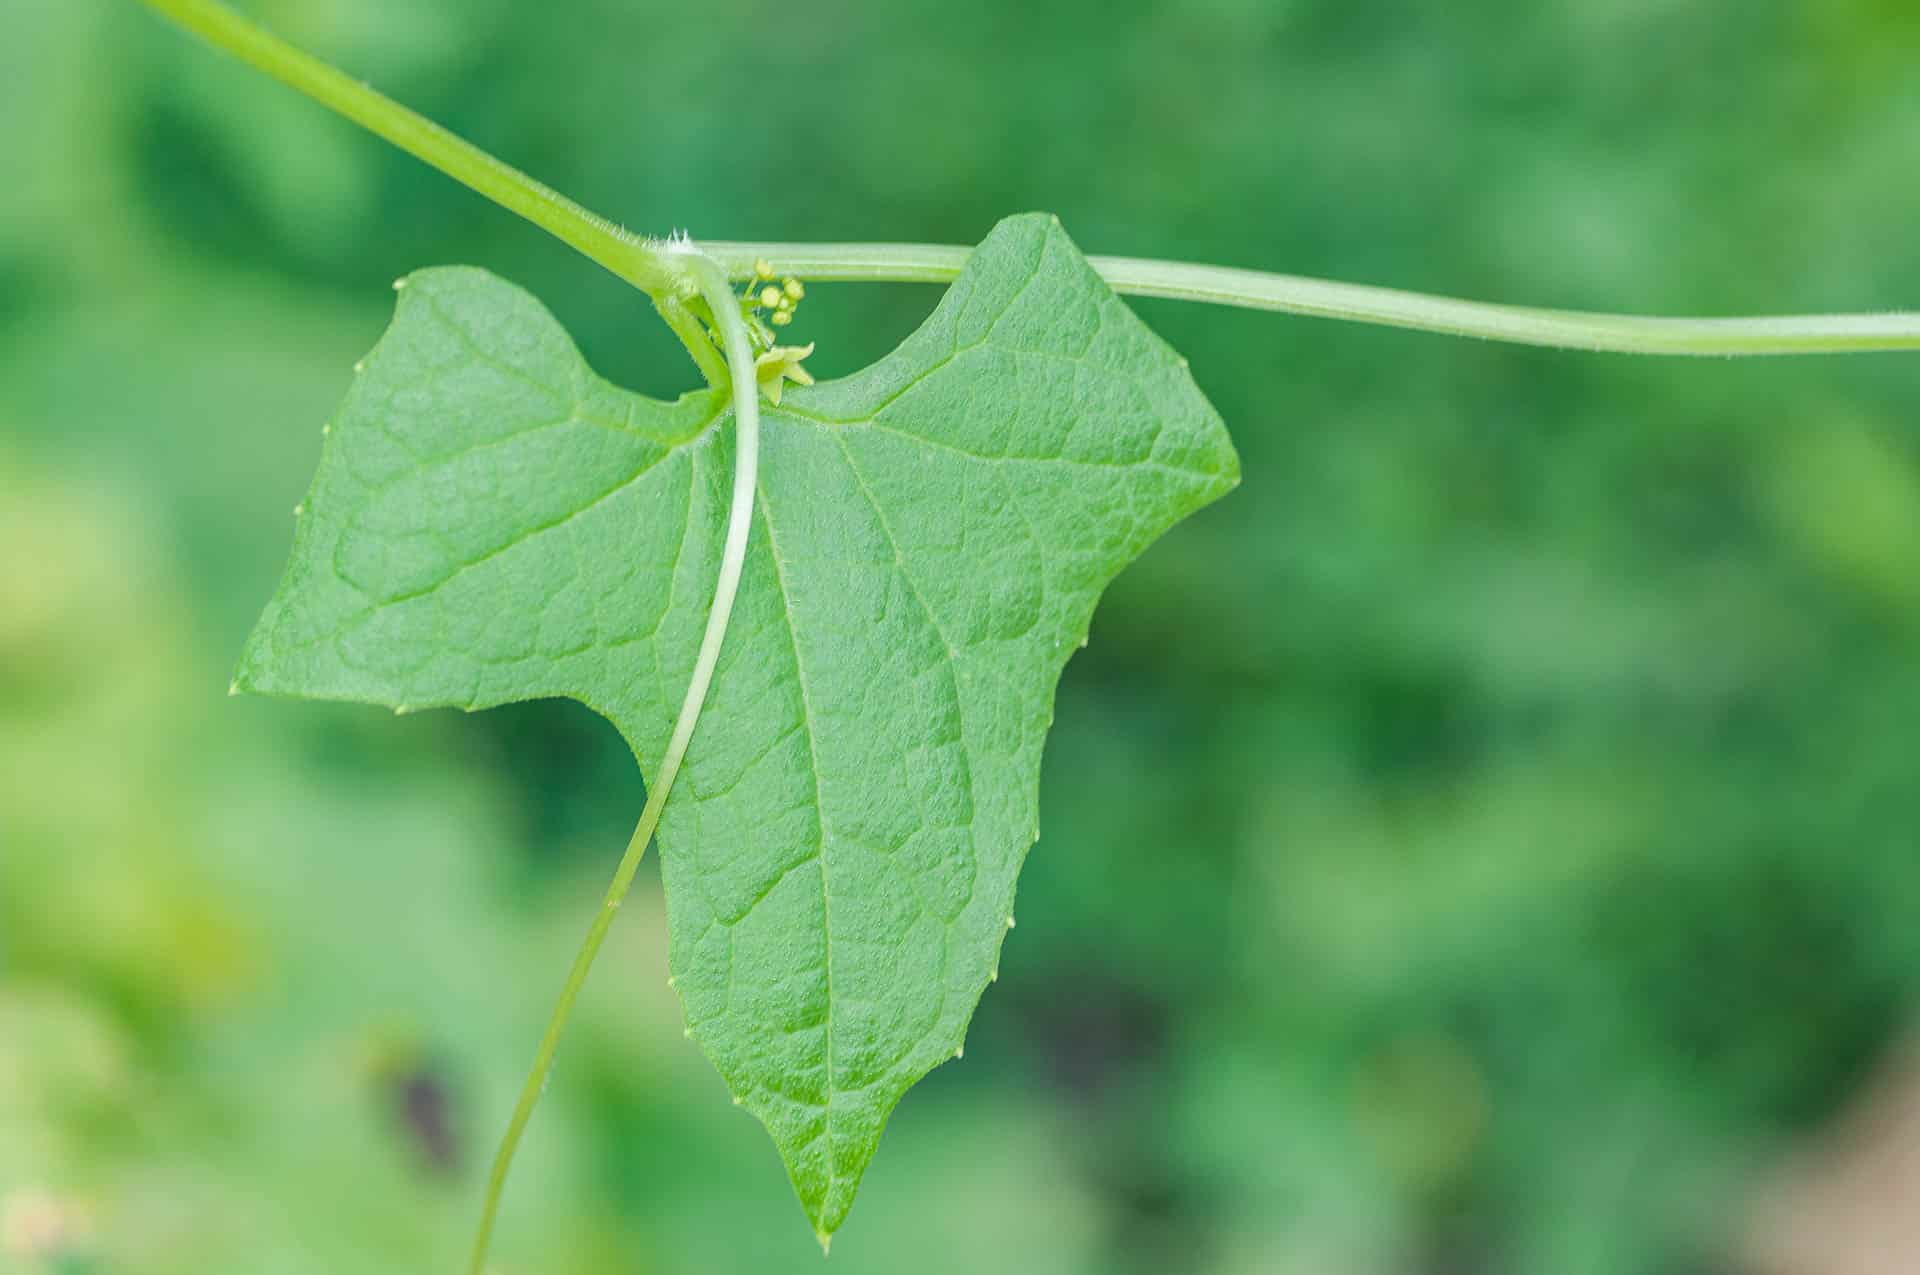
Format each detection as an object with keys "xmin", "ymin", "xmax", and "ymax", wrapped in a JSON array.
[{"xmin": 754, "ymin": 487, "xmax": 841, "ymax": 1153}]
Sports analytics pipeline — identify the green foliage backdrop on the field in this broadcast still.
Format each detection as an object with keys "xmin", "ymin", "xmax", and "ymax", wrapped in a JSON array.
[{"xmin": 4, "ymin": 1, "xmax": 1919, "ymax": 1272}]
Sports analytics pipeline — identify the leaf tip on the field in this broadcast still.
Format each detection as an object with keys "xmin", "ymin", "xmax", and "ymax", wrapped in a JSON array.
[
  {"xmin": 391, "ymin": 277, "xmax": 408, "ymax": 291},
  {"xmin": 228, "ymin": 662, "xmax": 264, "ymax": 697},
  {"xmin": 816, "ymin": 1230, "xmax": 833, "ymax": 1257}
]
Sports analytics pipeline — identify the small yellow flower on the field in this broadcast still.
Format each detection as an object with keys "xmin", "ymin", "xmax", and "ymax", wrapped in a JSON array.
[
  {"xmin": 759, "ymin": 286, "xmax": 782, "ymax": 309},
  {"xmin": 754, "ymin": 343, "xmax": 815, "ymax": 405},
  {"xmin": 753, "ymin": 259, "xmax": 776, "ymax": 281}
]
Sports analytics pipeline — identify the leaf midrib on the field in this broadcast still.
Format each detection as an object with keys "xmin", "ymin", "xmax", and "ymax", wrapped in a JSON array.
[{"xmin": 752, "ymin": 483, "xmax": 843, "ymax": 1198}]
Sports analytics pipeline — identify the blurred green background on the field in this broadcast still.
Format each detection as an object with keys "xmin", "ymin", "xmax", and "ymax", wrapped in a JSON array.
[{"xmin": 6, "ymin": 1, "xmax": 1920, "ymax": 1272}]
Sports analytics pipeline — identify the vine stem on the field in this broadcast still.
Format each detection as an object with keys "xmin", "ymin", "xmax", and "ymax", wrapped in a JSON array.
[
  {"xmin": 699, "ymin": 242, "xmax": 1920, "ymax": 357},
  {"xmin": 130, "ymin": 0, "xmax": 713, "ymax": 365},
  {"xmin": 465, "ymin": 255, "xmax": 759, "ymax": 1275},
  {"xmin": 135, "ymin": 0, "xmax": 1920, "ymax": 358}
]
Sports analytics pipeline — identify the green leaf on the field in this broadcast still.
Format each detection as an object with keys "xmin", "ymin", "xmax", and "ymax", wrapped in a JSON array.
[{"xmin": 237, "ymin": 212, "xmax": 1239, "ymax": 1239}]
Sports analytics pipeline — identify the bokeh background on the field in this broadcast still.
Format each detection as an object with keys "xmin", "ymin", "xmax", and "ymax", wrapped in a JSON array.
[{"xmin": 6, "ymin": 1, "xmax": 1920, "ymax": 1272}]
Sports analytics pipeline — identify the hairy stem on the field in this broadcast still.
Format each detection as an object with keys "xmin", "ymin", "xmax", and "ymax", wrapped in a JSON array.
[
  {"xmin": 466, "ymin": 254, "xmax": 759, "ymax": 1275},
  {"xmin": 701, "ymin": 241, "xmax": 1920, "ymax": 357}
]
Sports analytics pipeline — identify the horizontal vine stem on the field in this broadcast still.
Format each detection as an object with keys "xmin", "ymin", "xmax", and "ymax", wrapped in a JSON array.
[
  {"xmin": 138, "ymin": 0, "xmax": 1920, "ymax": 358},
  {"xmin": 701, "ymin": 242, "xmax": 1920, "ymax": 357}
]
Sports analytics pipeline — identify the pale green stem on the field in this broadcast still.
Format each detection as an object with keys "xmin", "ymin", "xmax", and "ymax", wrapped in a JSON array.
[
  {"xmin": 131, "ymin": 0, "xmax": 693, "ymax": 299},
  {"xmin": 465, "ymin": 254, "xmax": 759, "ymax": 1275},
  {"xmin": 133, "ymin": 0, "xmax": 1920, "ymax": 359},
  {"xmin": 655, "ymin": 294, "xmax": 730, "ymax": 387},
  {"xmin": 702, "ymin": 241, "xmax": 1920, "ymax": 357}
]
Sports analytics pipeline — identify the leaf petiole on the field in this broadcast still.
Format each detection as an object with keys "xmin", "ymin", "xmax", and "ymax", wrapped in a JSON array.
[{"xmin": 655, "ymin": 294, "xmax": 731, "ymax": 388}]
